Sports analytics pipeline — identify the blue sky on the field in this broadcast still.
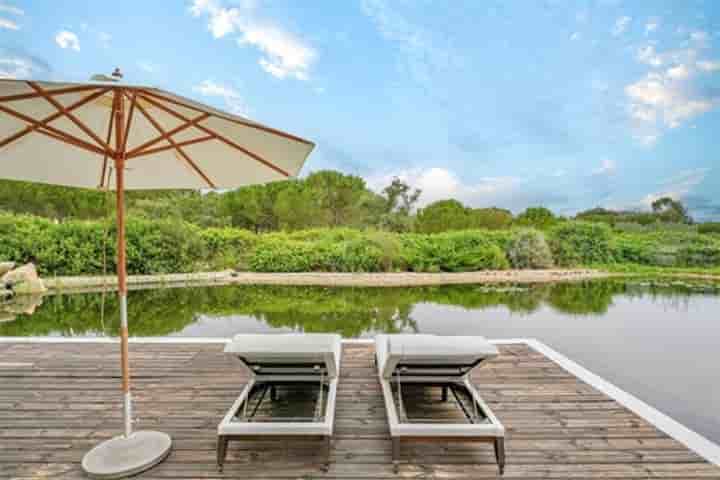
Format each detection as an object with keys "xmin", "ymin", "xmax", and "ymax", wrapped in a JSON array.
[{"xmin": 1, "ymin": 0, "xmax": 719, "ymax": 219}]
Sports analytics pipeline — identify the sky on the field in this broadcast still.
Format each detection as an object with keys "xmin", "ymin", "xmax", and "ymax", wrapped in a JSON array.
[{"xmin": 1, "ymin": 0, "xmax": 720, "ymax": 219}]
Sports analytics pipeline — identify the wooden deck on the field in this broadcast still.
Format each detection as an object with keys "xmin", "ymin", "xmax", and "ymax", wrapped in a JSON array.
[{"xmin": 1, "ymin": 341, "xmax": 718, "ymax": 479}]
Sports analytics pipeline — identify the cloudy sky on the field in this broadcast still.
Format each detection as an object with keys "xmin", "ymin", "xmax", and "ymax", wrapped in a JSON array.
[{"xmin": 1, "ymin": 0, "xmax": 720, "ymax": 219}]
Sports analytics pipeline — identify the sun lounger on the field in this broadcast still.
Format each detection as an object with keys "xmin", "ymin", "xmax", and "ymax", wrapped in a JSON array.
[
  {"xmin": 217, "ymin": 333, "xmax": 341, "ymax": 471},
  {"xmin": 375, "ymin": 334, "xmax": 505, "ymax": 474}
]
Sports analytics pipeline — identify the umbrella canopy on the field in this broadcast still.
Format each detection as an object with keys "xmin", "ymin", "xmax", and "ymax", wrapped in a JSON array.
[
  {"xmin": 0, "ymin": 78, "xmax": 314, "ymax": 479},
  {"xmin": 0, "ymin": 79, "xmax": 313, "ymax": 190}
]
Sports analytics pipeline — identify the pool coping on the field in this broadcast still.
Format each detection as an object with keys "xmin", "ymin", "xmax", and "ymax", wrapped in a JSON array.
[{"xmin": 1, "ymin": 336, "xmax": 718, "ymax": 466}]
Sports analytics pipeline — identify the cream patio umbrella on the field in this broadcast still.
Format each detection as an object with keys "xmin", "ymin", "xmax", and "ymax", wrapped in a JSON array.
[{"xmin": 0, "ymin": 76, "xmax": 314, "ymax": 478}]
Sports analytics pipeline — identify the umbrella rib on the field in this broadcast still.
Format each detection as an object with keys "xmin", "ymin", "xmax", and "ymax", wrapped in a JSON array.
[
  {"xmin": 27, "ymin": 82, "xmax": 112, "ymax": 153},
  {"xmin": 0, "ymin": 87, "xmax": 111, "ymax": 151},
  {"xmin": 0, "ymin": 103, "xmax": 108, "ymax": 156},
  {"xmin": 99, "ymin": 92, "xmax": 118, "ymax": 188},
  {"xmin": 0, "ymin": 83, "xmax": 104, "ymax": 102},
  {"xmin": 128, "ymin": 135, "xmax": 215, "ymax": 159},
  {"xmin": 126, "ymin": 112, "xmax": 210, "ymax": 158},
  {"xmin": 130, "ymin": 93, "xmax": 217, "ymax": 188},
  {"xmin": 121, "ymin": 92, "xmax": 137, "ymax": 154},
  {"xmin": 137, "ymin": 93, "xmax": 291, "ymax": 177},
  {"xmin": 138, "ymin": 88, "xmax": 314, "ymax": 146}
]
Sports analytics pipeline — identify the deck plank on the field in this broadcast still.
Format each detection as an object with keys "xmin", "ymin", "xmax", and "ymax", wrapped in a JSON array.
[{"xmin": 0, "ymin": 341, "xmax": 718, "ymax": 479}]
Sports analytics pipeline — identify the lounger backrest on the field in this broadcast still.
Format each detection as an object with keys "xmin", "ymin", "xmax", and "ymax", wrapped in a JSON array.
[
  {"xmin": 377, "ymin": 334, "xmax": 498, "ymax": 379},
  {"xmin": 224, "ymin": 333, "xmax": 342, "ymax": 379}
]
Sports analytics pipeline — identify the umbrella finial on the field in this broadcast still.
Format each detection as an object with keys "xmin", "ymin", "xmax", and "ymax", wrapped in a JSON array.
[{"xmin": 112, "ymin": 67, "xmax": 123, "ymax": 79}]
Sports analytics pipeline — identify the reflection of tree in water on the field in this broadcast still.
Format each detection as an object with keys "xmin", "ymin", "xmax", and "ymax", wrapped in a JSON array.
[
  {"xmin": 1, "ymin": 280, "xmax": 717, "ymax": 337},
  {"xmin": 546, "ymin": 281, "xmax": 624, "ymax": 315}
]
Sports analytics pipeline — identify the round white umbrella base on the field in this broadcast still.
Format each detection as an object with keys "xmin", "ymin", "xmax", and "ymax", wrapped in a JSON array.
[{"xmin": 81, "ymin": 431, "xmax": 172, "ymax": 479}]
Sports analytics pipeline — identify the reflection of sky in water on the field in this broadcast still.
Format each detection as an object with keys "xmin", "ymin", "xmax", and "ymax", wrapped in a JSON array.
[
  {"xmin": 173, "ymin": 314, "xmax": 294, "ymax": 336},
  {"xmin": 2, "ymin": 282, "xmax": 719, "ymax": 445},
  {"xmin": 406, "ymin": 297, "xmax": 720, "ymax": 446}
]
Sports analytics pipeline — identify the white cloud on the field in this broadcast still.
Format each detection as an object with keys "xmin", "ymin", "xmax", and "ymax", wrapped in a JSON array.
[
  {"xmin": 697, "ymin": 60, "xmax": 720, "ymax": 72},
  {"xmin": 193, "ymin": 79, "xmax": 248, "ymax": 116},
  {"xmin": 644, "ymin": 19, "xmax": 659, "ymax": 36},
  {"xmin": 626, "ymin": 37, "xmax": 720, "ymax": 144},
  {"xmin": 0, "ymin": 17, "xmax": 17, "ymax": 29},
  {"xmin": 626, "ymin": 71, "xmax": 715, "ymax": 130},
  {"xmin": 190, "ymin": 0, "xmax": 316, "ymax": 81},
  {"xmin": 640, "ymin": 168, "xmax": 710, "ymax": 208},
  {"xmin": 0, "ymin": 46, "xmax": 50, "ymax": 79},
  {"xmin": 55, "ymin": 30, "xmax": 80, "ymax": 51},
  {"xmin": 636, "ymin": 45, "xmax": 664, "ymax": 67},
  {"xmin": 0, "ymin": 58, "xmax": 33, "ymax": 78},
  {"xmin": 367, "ymin": 167, "xmax": 522, "ymax": 208},
  {"xmin": 0, "ymin": 3, "xmax": 22, "ymax": 15},
  {"xmin": 593, "ymin": 158, "xmax": 616, "ymax": 176},
  {"xmin": 239, "ymin": 24, "xmax": 316, "ymax": 80},
  {"xmin": 360, "ymin": 0, "xmax": 459, "ymax": 92},
  {"xmin": 666, "ymin": 64, "xmax": 690, "ymax": 80},
  {"xmin": 612, "ymin": 16, "xmax": 631, "ymax": 36}
]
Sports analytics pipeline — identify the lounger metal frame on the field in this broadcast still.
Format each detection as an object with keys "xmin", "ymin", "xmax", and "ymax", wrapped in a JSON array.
[
  {"xmin": 377, "ymin": 358, "xmax": 506, "ymax": 474},
  {"xmin": 217, "ymin": 360, "xmax": 338, "ymax": 471}
]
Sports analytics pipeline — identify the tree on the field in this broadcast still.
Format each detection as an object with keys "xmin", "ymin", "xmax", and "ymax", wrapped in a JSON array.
[
  {"xmin": 378, "ymin": 177, "xmax": 421, "ymax": 232},
  {"xmin": 382, "ymin": 177, "xmax": 421, "ymax": 215},
  {"xmin": 469, "ymin": 207, "xmax": 513, "ymax": 230},
  {"xmin": 515, "ymin": 206, "xmax": 557, "ymax": 229},
  {"xmin": 415, "ymin": 199, "xmax": 470, "ymax": 233},
  {"xmin": 651, "ymin": 197, "xmax": 692, "ymax": 224},
  {"xmin": 305, "ymin": 170, "xmax": 370, "ymax": 227},
  {"xmin": 273, "ymin": 180, "xmax": 323, "ymax": 230},
  {"xmin": 220, "ymin": 183, "xmax": 287, "ymax": 232}
]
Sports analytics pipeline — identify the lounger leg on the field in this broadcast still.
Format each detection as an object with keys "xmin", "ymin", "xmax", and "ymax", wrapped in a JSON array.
[
  {"xmin": 217, "ymin": 435, "xmax": 229, "ymax": 472},
  {"xmin": 494, "ymin": 437, "xmax": 505, "ymax": 475},
  {"xmin": 392, "ymin": 438, "xmax": 400, "ymax": 473},
  {"xmin": 322, "ymin": 436, "xmax": 331, "ymax": 471},
  {"xmin": 270, "ymin": 385, "xmax": 277, "ymax": 401},
  {"xmin": 441, "ymin": 386, "xmax": 448, "ymax": 402}
]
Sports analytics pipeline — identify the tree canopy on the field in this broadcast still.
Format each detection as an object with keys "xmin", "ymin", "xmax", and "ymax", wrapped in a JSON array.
[{"xmin": 0, "ymin": 174, "xmax": 708, "ymax": 234}]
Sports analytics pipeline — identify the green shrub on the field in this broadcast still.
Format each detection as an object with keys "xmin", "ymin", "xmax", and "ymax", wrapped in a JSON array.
[
  {"xmin": 506, "ymin": 229, "xmax": 554, "ymax": 269},
  {"xmin": 611, "ymin": 231, "xmax": 720, "ymax": 268},
  {"xmin": 699, "ymin": 223, "xmax": 720, "ymax": 235},
  {"xmin": 3, "ymin": 211, "xmax": 720, "ymax": 276},
  {"xmin": 122, "ymin": 218, "xmax": 206, "ymax": 274},
  {"xmin": 400, "ymin": 231, "xmax": 509, "ymax": 272},
  {"xmin": 249, "ymin": 239, "xmax": 319, "ymax": 272},
  {"xmin": 365, "ymin": 231, "xmax": 403, "ymax": 271},
  {"xmin": 549, "ymin": 221, "xmax": 613, "ymax": 266},
  {"xmin": 200, "ymin": 228, "xmax": 257, "ymax": 270}
]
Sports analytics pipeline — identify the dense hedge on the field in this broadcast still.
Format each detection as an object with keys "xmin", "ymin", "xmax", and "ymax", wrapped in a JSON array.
[
  {"xmin": 399, "ymin": 231, "xmax": 509, "ymax": 272},
  {"xmin": 2, "ymin": 212, "xmax": 720, "ymax": 275},
  {"xmin": 612, "ymin": 231, "xmax": 720, "ymax": 268},
  {"xmin": 548, "ymin": 222, "xmax": 614, "ymax": 266}
]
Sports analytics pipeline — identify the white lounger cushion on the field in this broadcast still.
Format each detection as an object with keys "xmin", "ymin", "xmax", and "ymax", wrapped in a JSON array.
[
  {"xmin": 224, "ymin": 333, "xmax": 342, "ymax": 378},
  {"xmin": 375, "ymin": 334, "xmax": 505, "ymax": 438},
  {"xmin": 376, "ymin": 334, "xmax": 498, "ymax": 379}
]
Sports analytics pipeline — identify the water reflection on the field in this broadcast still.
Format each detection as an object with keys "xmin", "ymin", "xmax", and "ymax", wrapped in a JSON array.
[{"xmin": 0, "ymin": 279, "xmax": 717, "ymax": 337}]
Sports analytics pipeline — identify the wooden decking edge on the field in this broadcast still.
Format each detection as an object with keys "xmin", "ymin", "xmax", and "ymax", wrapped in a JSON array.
[{"xmin": 526, "ymin": 338, "xmax": 720, "ymax": 467}]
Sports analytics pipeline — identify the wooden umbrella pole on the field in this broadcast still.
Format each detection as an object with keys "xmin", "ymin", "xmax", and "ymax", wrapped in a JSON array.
[{"xmin": 113, "ymin": 89, "xmax": 132, "ymax": 438}]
